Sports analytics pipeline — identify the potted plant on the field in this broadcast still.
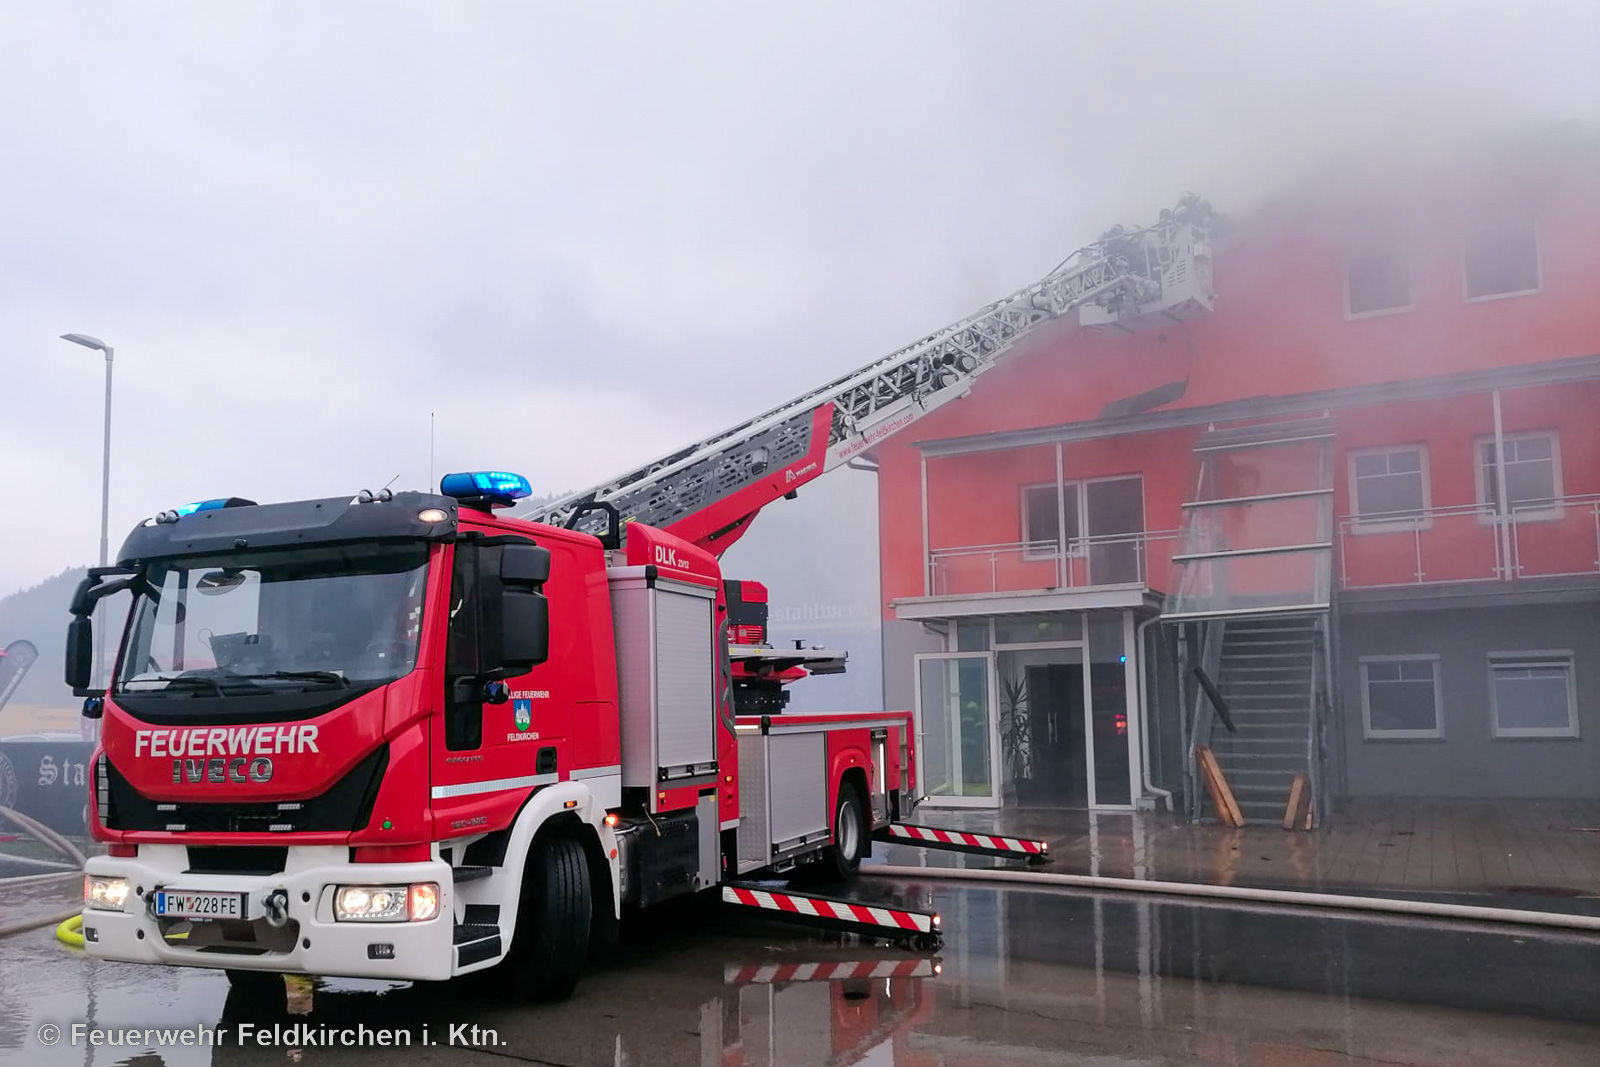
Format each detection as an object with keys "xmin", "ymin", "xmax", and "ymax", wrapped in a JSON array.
[{"xmin": 999, "ymin": 675, "xmax": 1035, "ymax": 801}]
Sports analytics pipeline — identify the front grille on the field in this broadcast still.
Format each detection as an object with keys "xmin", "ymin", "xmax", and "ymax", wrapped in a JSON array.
[
  {"xmin": 186, "ymin": 846, "xmax": 289, "ymax": 874},
  {"xmin": 161, "ymin": 916, "xmax": 299, "ymax": 955},
  {"xmin": 105, "ymin": 745, "xmax": 388, "ymax": 834}
]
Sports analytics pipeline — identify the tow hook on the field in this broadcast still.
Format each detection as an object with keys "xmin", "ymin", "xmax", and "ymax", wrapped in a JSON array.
[{"xmin": 263, "ymin": 890, "xmax": 290, "ymax": 928}]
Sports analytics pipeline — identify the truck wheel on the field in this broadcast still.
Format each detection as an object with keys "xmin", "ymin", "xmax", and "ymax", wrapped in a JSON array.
[
  {"xmin": 822, "ymin": 784, "xmax": 867, "ymax": 881},
  {"xmin": 506, "ymin": 836, "xmax": 592, "ymax": 1001}
]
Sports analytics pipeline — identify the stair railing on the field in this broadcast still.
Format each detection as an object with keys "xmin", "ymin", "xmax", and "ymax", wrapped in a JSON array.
[
  {"xmin": 1184, "ymin": 618, "xmax": 1226, "ymax": 822},
  {"xmin": 1304, "ymin": 617, "xmax": 1324, "ymax": 829}
]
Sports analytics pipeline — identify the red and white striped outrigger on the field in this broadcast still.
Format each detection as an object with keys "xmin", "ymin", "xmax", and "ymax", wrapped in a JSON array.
[
  {"xmin": 724, "ymin": 957, "xmax": 940, "ymax": 984},
  {"xmin": 877, "ymin": 823, "xmax": 1051, "ymax": 863},
  {"xmin": 721, "ymin": 885, "xmax": 942, "ymax": 950}
]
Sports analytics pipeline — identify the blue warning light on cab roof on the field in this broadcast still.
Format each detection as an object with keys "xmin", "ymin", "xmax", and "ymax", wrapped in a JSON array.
[
  {"xmin": 439, "ymin": 471, "xmax": 533, "ymax": 502},
  {"xmin": 175, "ymin": 499, "xmax": 232, "ymax": 517}
]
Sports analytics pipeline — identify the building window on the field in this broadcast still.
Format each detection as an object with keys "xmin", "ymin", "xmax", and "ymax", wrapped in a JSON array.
[
  {"xmin": 1360, "ymin": 656, "xmax": 1443, "ymax": 739},
  {"xmin": 1464, "ymin": 223, "xmax": 1541, "ymax": 302},
  {"xmin": 1345, "ymin": 249, "xmax": 1411, "ymax": 318},
  {"xmin": 993, "ymin": 612, "xmax": 1079, "ymax": 646},
  {"xmin": 1477, "ymin": 432, "xmax": 1562, "ymax": 519},
  {"xmin": 1349, "ymin": 447, "xmax": 1430, "ymax": 530},
  {"xmin": 1021, "ymin": 484, "xmax": 1080, "ymax": 560},
  {"xmin": 1489, "ymin": 652, "xmax": 1578, "ymax": 739},
  {"xmin": 954, "ymin": 618, "xmax": 991, "ymax": 652}
]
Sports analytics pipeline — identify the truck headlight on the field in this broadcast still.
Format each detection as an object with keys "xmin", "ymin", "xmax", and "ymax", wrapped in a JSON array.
[
  {"xmin": 408, "ymin": 883, "xmax": 439, "ymax": 922},
  {"xmin": 334, "ymin": 883, "xmax": 439, "ymax": 922},
  {"xmin": 84, "ymin": 875, "xmax": 130, "ymax": 911}
]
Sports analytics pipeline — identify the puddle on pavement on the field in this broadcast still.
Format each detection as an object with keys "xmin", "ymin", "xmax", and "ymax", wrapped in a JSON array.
[{"xmin": 5, "ymin": 880, "xmax": 1600, "ymax": 1066}]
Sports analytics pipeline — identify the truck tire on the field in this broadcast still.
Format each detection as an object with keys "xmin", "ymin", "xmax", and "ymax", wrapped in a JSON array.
[
  {"xmin": 506, "ymin": 835, "xmax": 592, "ymax": 1001},
  {"xmin": 821, "ymin": 784, "xmax": 868, "ymax": 881}
]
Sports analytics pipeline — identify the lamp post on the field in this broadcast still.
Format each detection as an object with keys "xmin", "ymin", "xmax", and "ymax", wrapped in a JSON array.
[{"xmin": 61, "ymin": 333, "xmax": 115, "ymax": 693}]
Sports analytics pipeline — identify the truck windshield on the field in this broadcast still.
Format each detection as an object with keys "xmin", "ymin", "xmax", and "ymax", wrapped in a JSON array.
[{"xmin": 115, "ymin": 543, "xmax": 429, "ymax": 698}]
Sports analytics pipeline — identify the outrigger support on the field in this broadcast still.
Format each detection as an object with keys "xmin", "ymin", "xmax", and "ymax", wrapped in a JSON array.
[
  {"xmin": 876, "ymin": 823, "xmax": 1052, "ymax": 865},
  {"xmin": 721, "ymin": 884, "xmax": 942, "ymax": 951}
]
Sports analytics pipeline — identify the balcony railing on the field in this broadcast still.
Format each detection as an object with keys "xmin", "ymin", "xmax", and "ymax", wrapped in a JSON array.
[
  {"xmin": 925, "ymin": 530, "xmax": 1179, "ymax": 597},
  {"xmin": 1509, "ymin": 493, "xmax": 1600, "ymax": 579},
  {"xmin": 1337, "ymin": 495, "xmax": 1600, "ymax": 589}
]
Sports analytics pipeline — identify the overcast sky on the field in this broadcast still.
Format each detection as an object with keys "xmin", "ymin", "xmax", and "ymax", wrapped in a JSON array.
[{"xmin": 2, "ymin": 1, "xmax": 1597, "ymax": 597}]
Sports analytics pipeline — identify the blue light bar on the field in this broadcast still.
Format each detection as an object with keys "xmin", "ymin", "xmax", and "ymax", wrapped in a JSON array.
[
  {"xmin": 175, "ymin": 499, "xmax": 232, "ymax": 517},
  {"xmin": 439, "ymin": 471, "xmax": 533, "ymax": 504}
]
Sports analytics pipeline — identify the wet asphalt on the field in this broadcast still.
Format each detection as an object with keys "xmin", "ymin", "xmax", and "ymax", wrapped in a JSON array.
[{"xmin": 3, "ymin": 873, "xmax": 1599, "ymax": 1067}]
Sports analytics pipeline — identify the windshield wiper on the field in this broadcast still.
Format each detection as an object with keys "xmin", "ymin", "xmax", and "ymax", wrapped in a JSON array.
[
  {"xmin": 126, "ymin": 674, "xmax": 224, "ymax": 696},
  {"xmin": 235, "ymin": 670, "xmax": 349, "ymax": 688}
]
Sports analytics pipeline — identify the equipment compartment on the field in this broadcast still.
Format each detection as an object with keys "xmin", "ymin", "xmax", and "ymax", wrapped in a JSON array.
[{"xmin": 609, "ymin": 567, "xmax": 718, "ymax": 805}]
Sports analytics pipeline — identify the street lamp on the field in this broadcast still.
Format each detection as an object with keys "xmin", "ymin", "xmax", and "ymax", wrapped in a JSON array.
[{"xmin": 61, "ymin": 333, "xmax": 115, "ymax": 693}]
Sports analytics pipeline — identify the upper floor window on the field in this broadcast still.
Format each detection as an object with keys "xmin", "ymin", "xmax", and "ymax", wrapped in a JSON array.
[
  {"xmin": 1021, "ymin": 483, "xmax": 1080, "ymax": 559},
  {"xmin": 1477, "ymin": 431, "xmax": 1562, "ymax": 520},
  {"xmin": 1345, "ymin": 249, "xmax": 1411, "ymax": 318},
  {"xmin": 1020, "ymin": 477, "xmax": 1145, "ymax": 582},
  {"xmin": 1464, "ymin": 223, "xmax": 1541, "ymax": 302},
  {"xmin": 1349, "ymin": 446, "xmax": 1429, "ymax": 531}
]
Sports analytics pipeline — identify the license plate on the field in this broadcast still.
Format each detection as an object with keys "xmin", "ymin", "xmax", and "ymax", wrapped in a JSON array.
[{"xmin": 154, "ymin": 889, "xmax": 247, "ymax": 920}]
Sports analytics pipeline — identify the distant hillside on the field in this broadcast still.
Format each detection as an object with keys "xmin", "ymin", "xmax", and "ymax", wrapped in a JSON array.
[{"xmin": 0, "ymin": 566, "xmax": 89, "ymax": 723}]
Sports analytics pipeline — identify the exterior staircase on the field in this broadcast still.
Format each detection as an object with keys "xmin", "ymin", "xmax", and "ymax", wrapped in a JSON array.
[
  {"xmin": 1163, "ymin": 413, "xmax": 1338, "ymax": 826},
  {"xmin": 1206, "ymin": 617, "xmax": 1316, "ymax": 823}
]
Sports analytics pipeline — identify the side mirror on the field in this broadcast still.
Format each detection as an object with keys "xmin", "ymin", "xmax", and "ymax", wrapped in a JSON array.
[
  {"xmin": 65, "ymin": 616, "xmax": 96, "ymax": 695},
  {"xmin": 67, "ymin": 567, "xmax": 136, "ymax": 696},
  {"xmin": 500, "ymin": 543, "xmax": 551, "ymax": 586},
  {"xmin": 498, "ymin": 541, "xmax": 551, "ymax": 674},
  {"xmin": 70, "ymin": 571, "xmax": 133, "ymax": 616},
  {"xmin": 500, "ymin": 589, "xmax": 549, "ymax": 673}
]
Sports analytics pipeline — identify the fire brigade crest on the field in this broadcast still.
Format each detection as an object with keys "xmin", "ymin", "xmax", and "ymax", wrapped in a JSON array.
[{"xmin": 513, "ymin": 700, "xmax": 532, "ymax": 731}]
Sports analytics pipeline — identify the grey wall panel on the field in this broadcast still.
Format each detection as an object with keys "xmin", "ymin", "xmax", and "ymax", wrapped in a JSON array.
[
  {"xmin": 1336, "ymin": 600, "xmax": 1600, "ymax": 798},
  {"xmin": 883, "ymin": 619, "xmax": 944, "ymax": 714}
]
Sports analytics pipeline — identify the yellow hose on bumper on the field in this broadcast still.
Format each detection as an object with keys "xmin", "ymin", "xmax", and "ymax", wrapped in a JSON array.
[{"xmin": 55, "ymin": 914, "xmax": 84, "ymax": 948}]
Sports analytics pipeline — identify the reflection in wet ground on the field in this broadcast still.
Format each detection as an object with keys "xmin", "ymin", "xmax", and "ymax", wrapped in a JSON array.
[
  {"xmin": 4, "ymin": 880, "xmax": 1598, "ymax": 1067},
  {"xmin": 881, "ymin": 803, "xmax": 1600, "ymax": 905}
]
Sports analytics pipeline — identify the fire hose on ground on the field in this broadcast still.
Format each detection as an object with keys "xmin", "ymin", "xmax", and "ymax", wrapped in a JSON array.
[
  {"xmin": 862, "ymin": 863, "xmax": 1600, "ymax": 935},
  {"xmin": 0, "ymin": 804, "xmax": 87, "ymax": 944}
]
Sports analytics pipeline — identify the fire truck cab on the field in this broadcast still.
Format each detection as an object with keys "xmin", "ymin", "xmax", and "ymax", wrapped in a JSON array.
[{"xmin": 69, "ymin": 473, "xmax": 917, "ymax": 999}]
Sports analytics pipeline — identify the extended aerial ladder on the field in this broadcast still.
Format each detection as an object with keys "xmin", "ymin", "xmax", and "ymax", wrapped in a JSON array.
[
  {"xmin": 526, "ymin": 194, "xmax": 1216, "ymax": 876},
  {"xmin": 523, "ymin": 193, "xmax": 1215, "ymax": 558}
]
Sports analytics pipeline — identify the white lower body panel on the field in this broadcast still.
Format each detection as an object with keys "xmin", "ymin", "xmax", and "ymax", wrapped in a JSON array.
[{"xmin": 81, "ymin": 845, "xmax": 456, "ymax": 982}]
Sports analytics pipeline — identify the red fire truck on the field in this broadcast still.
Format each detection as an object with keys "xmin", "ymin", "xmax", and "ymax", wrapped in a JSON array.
[{"xmin": 67, "ymin": 195, "xmax": 1211, "ymax": 999}]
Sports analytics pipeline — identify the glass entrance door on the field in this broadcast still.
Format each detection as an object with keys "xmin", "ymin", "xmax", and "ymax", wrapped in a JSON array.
[
  {"xmin": 997, "ymin": 646, "xmax": 1087, "ymax": 808},
  {"xmin": 913, "ymin": 653, "xmax": 1000, "ymax": 807}
]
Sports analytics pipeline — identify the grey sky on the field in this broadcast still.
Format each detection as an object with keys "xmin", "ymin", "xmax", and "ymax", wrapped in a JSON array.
[{"xmin": 2, "ymin": 1, "xmax": 1597, "ymax": 597}]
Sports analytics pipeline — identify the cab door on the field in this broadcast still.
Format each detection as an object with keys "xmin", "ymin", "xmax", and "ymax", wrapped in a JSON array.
[{"xmin": 429, "ymin": 533, "xmax": 560, "ymax": 837}]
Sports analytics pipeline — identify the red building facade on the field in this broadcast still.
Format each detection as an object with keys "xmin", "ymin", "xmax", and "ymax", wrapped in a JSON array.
[{"xmin": 872, "ymin": 134, "xmax": 1600, "ymax": 820}]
